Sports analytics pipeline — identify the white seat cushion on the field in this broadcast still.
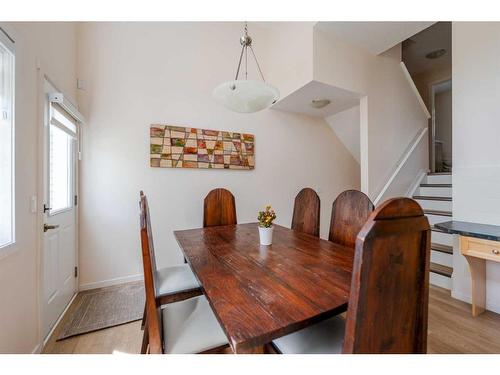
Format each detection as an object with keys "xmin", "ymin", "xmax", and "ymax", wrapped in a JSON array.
[
  {"xmin": 162, "ymin": 295, "xmax": 228, "ymax": 354},
  {"xmin": 272, "ymin": 315, "xmax": 346, "ymax": 354},
  {"xmin": 156, "ymin": 264, "xmax": 200, "ymax": 297}
]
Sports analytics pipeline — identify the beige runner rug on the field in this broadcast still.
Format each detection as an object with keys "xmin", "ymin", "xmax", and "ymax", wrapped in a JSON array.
[{"xmin": 57, "ymin": 282, "xmax": 145, "ymax": 340}]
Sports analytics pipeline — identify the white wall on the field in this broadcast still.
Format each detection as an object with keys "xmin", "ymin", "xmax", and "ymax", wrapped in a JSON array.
[
  {"xmin": 452, "ymin": 22, "xmax": 500, "ymax": 313},
  {"xmin": 76, "ymin": 22, "xmax": 360, "ymax": 289},
  {"xmin": 263, "ymin": 22, "xmax": 315, "ymax": 100},
  {"xmin": 0, "ymin": 22, "xmax": 77, "ymax": 353},
  {"xmin": 313, "ymin": 29, "xmax": 429, "ymax": 200},
  {"xmin": 326, "ymin": 105, "xmax": 361, "ymax": 163}
]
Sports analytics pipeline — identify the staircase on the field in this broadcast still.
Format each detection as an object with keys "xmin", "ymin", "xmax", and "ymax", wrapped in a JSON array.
[{"xmin": 413, "ymin": 172, "xmax": 453, "ymax": 289}]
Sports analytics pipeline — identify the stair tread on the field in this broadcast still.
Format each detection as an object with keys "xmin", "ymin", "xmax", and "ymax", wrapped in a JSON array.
[
  {"xmin": 424, "ymin": 209, "xmax": 452, "ymax": 217},
  {"xmin": 427, "ymin": 172, "xmax": 452, "ymax": 176},
  {"xmin": 430, "ymin": 262, "xmax": 453, "ymax": 277},
  {"xmin": 431, "ymin": 243, "xmax": 453, "ymax": 254},
  {"xmin": 420, "ymin": 183, "xmax": 452, "ymax": 188},
  {"xmin": 413, "ymin": 195, "xmax": 452, "ymax": 201}
]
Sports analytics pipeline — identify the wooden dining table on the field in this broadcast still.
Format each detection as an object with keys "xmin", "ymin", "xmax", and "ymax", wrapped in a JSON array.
[{"xmin": 174, "ymin": 223, "xmax": 354, "ymax": 353}]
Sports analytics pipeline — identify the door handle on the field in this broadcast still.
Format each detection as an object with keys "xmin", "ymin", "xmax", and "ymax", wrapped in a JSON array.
[{"xmin": 44, "ymin": 224, "xmax": 60, "ymax": 232}]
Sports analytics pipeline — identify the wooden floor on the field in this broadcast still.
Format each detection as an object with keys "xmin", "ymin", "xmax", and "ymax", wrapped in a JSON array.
[
  {"xmin": 42, "ymin": 285, "xmax": 500, "ymax": 354},
  {"xmin": 427, "ymin": 285, "xmax": 500, "ymax": 353}
]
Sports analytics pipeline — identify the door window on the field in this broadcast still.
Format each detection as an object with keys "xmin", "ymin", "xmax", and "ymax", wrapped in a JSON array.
[{"xmin": 49, "ymin": 105, "xmax": 76, "ymax": 214}]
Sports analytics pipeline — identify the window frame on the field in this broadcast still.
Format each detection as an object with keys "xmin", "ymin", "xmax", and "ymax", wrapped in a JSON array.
[
  {"xmin": 0, "ymin": 28, "xmax": 15, "ymax": 251},
  {"xmin": 47, "ymin": 103, "xmax": 77, "ymax": 216}
]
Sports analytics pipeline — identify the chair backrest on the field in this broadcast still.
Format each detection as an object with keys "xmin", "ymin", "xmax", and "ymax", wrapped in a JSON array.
[
  {"xmin": 342, "ymin": 197, "xmax": 431, "ymax": 354},
  {"xmin": 328, "ymin": 190, "xmax": 374, "ymax": 248},
  {"xmin": 291, "ymin": 188, "xmax": 320, "ymax": 237},
  {"xmin": 139, "ymin": 191, "xmax": 163, "ymax": 354},
  {"xmin": 203, "ymin": 188, "xmax": 237, "ymax": 227}
]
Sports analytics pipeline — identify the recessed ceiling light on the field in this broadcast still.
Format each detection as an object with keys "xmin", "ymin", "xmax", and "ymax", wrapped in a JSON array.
[
  {"xmin": 425, "ymin": 49, "xmax": 446, "ymax": 59},
  {"xmin": 310, "ymin": 99, "xmax": 331, "ymax": 109}
]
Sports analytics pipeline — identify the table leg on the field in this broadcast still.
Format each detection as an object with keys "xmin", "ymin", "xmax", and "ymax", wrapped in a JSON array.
[{"xmin": 464, "ymin": 255, "xmax": 486, "ymax": 317}]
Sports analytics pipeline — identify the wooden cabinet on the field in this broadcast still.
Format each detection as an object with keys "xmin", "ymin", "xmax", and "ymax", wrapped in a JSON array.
[{"xmin": 460, "ymin": 236, "xmax": 500, "ymax": 316}]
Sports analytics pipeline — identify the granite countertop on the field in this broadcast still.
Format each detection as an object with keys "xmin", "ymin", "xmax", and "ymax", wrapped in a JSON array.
[{"xmin": 435, "ymin": 221, "xmax": 500, "ymax": 242}]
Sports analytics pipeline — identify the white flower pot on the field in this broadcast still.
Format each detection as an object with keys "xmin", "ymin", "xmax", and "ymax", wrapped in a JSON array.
[{"xmin": 258, "ymin": 226, "xmax": 274, "ymax": 245}]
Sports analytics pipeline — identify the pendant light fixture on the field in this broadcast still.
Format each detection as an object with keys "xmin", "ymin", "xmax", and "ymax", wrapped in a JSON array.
[{"xmin": 213, "ymin": 22, "xmax": 280, "ymax": 113}]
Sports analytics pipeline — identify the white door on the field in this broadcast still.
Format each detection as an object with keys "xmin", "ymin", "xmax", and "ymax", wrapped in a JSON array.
[{"xmin": 42, "ymin": 81, "xmax": 78, "ymax": 339}]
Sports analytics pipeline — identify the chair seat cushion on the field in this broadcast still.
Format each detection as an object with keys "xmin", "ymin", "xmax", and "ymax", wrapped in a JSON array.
[
  {"xmin": 272, "ymin": 315, "xmax": 346, "ymax": 354},
  {"xmin": 162, "ymin": 295, "xmax": 228, "ymax": 354},
  {"xmin": 156, "ymin": 264, "xmax": 200, "ymax": 297}
]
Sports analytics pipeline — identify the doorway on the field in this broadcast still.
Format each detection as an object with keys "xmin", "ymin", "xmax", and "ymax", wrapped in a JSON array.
[
  {"xmin": 430, "ymin": 79, "xmax": 452, "ymax": 172},
  {"xmin": 41, "ymin": 79, "xmax": 78, "ymax": 340},
  {"xmin": 401, "ymin": 21, "xmax": 452, "ymax": 173}
]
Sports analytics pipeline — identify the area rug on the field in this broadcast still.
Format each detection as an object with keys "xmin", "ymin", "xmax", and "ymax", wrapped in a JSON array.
[{"xmin": 57, "ymin": 282, "xmax": 145, "ymax": 341}]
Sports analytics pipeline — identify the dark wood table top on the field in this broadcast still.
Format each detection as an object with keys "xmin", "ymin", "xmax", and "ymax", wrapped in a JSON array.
[{"xmin": 174, "ymin": 223, "xmax": 354, "ymax": 352}]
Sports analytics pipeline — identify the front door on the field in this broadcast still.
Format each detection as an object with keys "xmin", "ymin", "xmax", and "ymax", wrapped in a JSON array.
[{"xmin": 41, "ymin": 80, "xmax": 78, "ymax": 339}]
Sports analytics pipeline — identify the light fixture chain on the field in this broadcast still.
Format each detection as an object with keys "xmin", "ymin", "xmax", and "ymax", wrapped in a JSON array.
[
  {"xmin": 244, "ymin": 21, "xmax": 248, "ymax": 80},
  {"xmin": 234, "ymin": 44, "xmax": 246, "ymax": 80},
  {"xmin": 249, "ymin": 46, "xmax": 265, "ymax": 82},
  {"xmin": 234, "ymin": 22, "xmax": 265, "ymax": 82}
]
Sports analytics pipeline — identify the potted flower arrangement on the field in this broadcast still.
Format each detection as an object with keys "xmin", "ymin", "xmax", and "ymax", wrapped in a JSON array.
[{"xmin": 257, "ymin": 205, "xmax": 276, "ymax": 245}]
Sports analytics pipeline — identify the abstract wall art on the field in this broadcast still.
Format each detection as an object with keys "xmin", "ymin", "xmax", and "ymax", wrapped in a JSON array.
[{"xmin": 150, "ymin": 125, "xmax": 255, "ymax": 170}]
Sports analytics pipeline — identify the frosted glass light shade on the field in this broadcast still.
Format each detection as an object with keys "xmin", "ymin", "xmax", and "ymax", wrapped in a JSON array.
[{"xmin": 212, "ymin": 80, "xmax": 280, "ymax": 113}]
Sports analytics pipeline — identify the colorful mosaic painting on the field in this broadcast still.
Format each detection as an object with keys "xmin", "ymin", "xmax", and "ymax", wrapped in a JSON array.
[{"xmin": 150, "ymin": 125, "xmax": 255, "ymax": 170}]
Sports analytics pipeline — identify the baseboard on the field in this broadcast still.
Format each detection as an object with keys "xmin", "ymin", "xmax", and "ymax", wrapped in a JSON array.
[
  {"xmin": 451, "ymin": 290, "xmax": 500, "ymax": 315},
  {"xmin": 79, "ymin": 273, "xmax": 144, "ymax": 291}
]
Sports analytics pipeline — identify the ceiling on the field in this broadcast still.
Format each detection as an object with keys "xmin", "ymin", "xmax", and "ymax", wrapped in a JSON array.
[
  {"xmin": 402, "ymin": 22, "xmax": 452, "ymax": 76},
  {"xmin": 316, "ymin": 22, "xmax": 435, "ymax": 55},
  {"xmin": 272, "ymin": 80, "xmax": 361, "ymax": 118}
]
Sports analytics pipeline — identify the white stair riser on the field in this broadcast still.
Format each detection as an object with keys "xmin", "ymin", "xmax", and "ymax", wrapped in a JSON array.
[
  {"xmin": 415, "ymin": 199, "xmax": 452, "ymax": 211},
  {"xmin": 426, "ymin": 174, "xmax": 452, "ymax": 184},
  {"xmin": 431, "ymin": 251, "xmax": 453, "ymax": 268},
  {"xmin": 418, "ymin": 186, "xmax": 452, "ymax": 197},
  {"xmin": 427, "ymin": 214, "xmax": 452, "ymax": 226},
  {"xmin": 431, "ymin": 231, "xmax": 453, "ymax": 246},
  {"xmin": 430, "ymin": 272, "xmax": 452, "ymax": 290}
]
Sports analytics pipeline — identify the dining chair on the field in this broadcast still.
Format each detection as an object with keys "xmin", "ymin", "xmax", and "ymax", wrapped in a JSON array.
[
  {"xmin": 203, "ymin": 188, "xmax": 237, "ymax": 227},
  {"xmin": 291, "ymin": 188, "xmax": 320, "ymax": 237},
  {"xmin": 272, "ymin": 197, "xmax": 431, "ymax": 354},
  {"xmin": 140, "ymin": 192, "xmax": 229, "ymax": 354},
  {"xmin": 328, "ymin": 190, "xmax": 374, "ymax": 248},
  {"xmin": 139, "ymin": 191, "xmax": 204, "ymax": 353}
]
